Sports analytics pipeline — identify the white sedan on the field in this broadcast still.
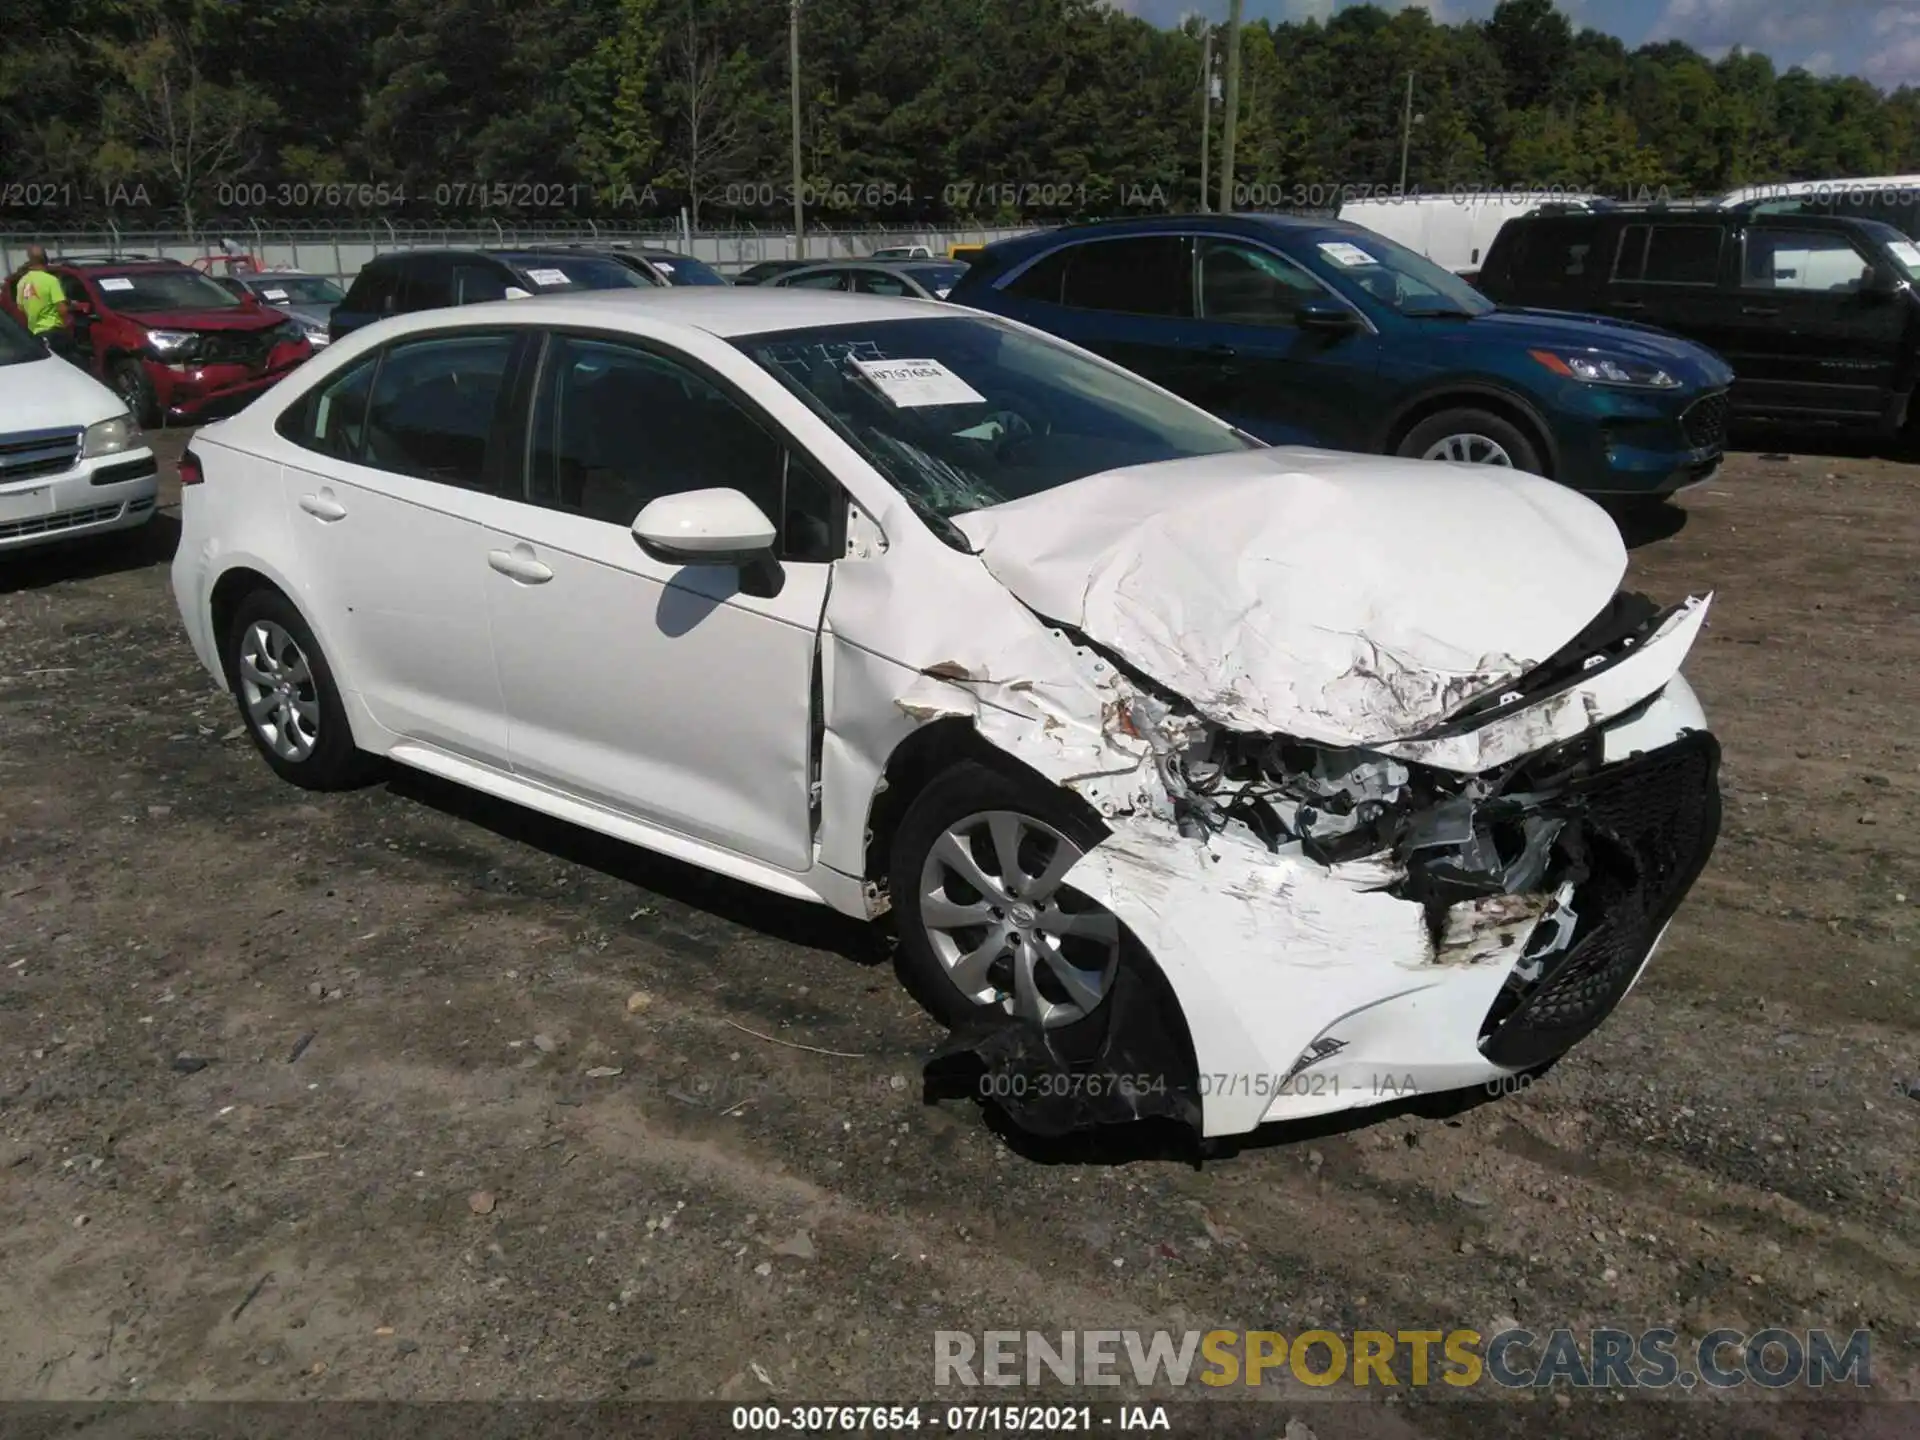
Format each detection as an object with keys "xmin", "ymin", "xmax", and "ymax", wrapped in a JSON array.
[{"xmin": 169, "ymin": 288, "xmax": 1721, "ymax": 1139}]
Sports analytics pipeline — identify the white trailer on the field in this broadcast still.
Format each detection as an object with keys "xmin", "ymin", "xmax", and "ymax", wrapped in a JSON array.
[{"xmin": 1336, "ymin": 192, "xmax": 1600, "ymax": 279}]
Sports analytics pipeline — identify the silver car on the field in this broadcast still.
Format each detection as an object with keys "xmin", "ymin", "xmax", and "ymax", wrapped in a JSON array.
[
  {"xmin": 769, "ymin": 260, "xmax": 967, "ymax": 300},
  {"xmin": 214, "ymin": 272, "xmax": 344, "ymax": 347}
]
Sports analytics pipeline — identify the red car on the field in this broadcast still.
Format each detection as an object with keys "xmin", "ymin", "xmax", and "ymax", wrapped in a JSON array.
[{"xmin": 4, "ymin": 256, "xmax": 312, "ymax": 426}]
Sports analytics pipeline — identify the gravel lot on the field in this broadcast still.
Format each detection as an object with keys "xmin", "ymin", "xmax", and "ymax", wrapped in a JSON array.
[{"xmin": 1, "ymin": 430, "xmax": 1914, "ymax": 1434}]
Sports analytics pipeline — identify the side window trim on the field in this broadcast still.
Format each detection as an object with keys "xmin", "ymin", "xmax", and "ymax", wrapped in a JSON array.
[{"xmin": 531, "ymin": 325, "xmax": 848, "ymax": 561}]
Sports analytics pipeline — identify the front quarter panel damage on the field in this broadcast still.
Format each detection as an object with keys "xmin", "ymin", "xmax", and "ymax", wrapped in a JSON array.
[{"xmin": 817, "ymin": 524, "xmax": 1718, "ymax": 1142}]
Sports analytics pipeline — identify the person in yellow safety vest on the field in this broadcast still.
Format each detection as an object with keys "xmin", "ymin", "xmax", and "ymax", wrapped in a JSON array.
[{"xmin": 12, "ymin": 246, "xmax": 77, "ymax": 365}]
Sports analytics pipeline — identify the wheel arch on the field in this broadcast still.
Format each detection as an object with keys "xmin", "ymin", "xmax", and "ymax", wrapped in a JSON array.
[
  {"xmin": 862, "ymin": 718, "xmax": 1204, "ymax": 1127},
  {"xmin": 1378, "ymin": 383, "xmax": 1561, "ymax": 478}
]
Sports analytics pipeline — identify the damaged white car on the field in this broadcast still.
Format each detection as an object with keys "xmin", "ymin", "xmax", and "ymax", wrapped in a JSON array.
[{"xmin": 169, "ymin": 289, "xmax": 1721, "ymax": 1140}]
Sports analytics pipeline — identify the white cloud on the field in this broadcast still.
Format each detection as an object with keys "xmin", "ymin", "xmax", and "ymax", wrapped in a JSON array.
[{"xmin": 1649, "ymin": 0, "xmax": 1845, "ymax": 52}]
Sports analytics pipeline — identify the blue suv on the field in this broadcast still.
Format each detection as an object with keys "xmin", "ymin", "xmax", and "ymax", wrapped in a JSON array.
[{"xmin": 948, "ymin": 215, "xmax": 1735, "ymax": 498}]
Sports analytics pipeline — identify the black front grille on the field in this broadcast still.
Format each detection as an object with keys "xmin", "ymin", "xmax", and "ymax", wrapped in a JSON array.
[
  {"xmin": 0, "ymin": 426, "xmax": 81, "ymax": 483},
  {"xmin": 196, "ymin": 329, "xmax": 277, "ymax": 367},
  {"xmin": 1480, "ymin": 731, "xmax": 1721, "ymax": 1070},
  {"xmin": 1681, "ymin": 391, "xmax": 1730, "ymax": 452}
]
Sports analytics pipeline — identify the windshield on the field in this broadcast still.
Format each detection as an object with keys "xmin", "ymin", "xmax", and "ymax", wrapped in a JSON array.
[
  {"xmin": 734, "ymin": 316, "xmax": 1254, "ymax": 543},
  {"xmin": 649, "ymin": 254, "xmax": 727, "ymax": 286},
  {"xmin": 96, "ymin": 268, "xmax": 244, "ymax": 312},
  {"xmin": 250, "ymin": 275, "xmax": 344, "ymax": 306},
  {"xmin": 503, "ymin": 255, "xmax": 651, "ymax": 292},
  {"xmin": 905, "ymin": 263, "xmax": 967, "ymax": 291},
  {"xmin": 1858, "ymin": 220, "xmax": 1920, "ymax": 281},
  {"xmin": 1311, "ymin": 229, "xmax": 1495, "ymax": 317},
  {"xmin": 0, "ymin": 310, "xmax": 45, "ymax": 366}
]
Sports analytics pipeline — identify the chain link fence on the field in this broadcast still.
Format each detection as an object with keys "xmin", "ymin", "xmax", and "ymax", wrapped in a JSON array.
[{"xmin": 0, "ymin": 221, "xmax": 1045, "ymax": 286}]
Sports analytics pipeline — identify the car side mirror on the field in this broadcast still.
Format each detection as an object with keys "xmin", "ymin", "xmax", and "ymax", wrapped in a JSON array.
[
  {"xmin": 632, "ymin": 487, "xmax": 778, "ymax": 568},
  {"xmin": 1297, "ymin": 296, "xmax": 1360, "ymax": 332},
  {"xmin": 1861, "ymin": 269, "xmax": 1904, "ymax": 301},
  {"xmin": 240, "ymin": 290, "xmax": 262, "ymax": 308}
]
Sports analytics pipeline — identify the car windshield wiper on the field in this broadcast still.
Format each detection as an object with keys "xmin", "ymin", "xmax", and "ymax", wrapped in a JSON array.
[{"xmin": 1401, "ymin": 303, "xmax": 1479, "ymax": 319}]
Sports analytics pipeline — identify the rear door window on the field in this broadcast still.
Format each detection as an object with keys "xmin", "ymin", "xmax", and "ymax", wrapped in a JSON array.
[
  {"xmin": 342, "ymin": 265, "xmax": 399, "ymax": 314},
  {"xmin": 1614, "ymin": 224, "xmax": 1725, "ymax": 286},
  {"xmin": 360, "ymin": 331, "xmax": 522, "ymax": 491},
  {"xmin": 278, "ymin": 353, "xmax": 379, "ymax": 461},
  {"xmin": 402, "ymin": 256, "xmax": 455, "ymax": 311},
  {"xmin": 1507, "ymin": 220, "xmax": 1599, "ymax": 285},
  {"xmin": 1058, "ymin": 236, "xmax": 1192, "ymax": 317}
]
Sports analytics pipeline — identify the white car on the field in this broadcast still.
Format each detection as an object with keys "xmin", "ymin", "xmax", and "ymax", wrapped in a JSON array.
[
  {"xmin": 0, "ymin": 317, "xmax": 158, "ymax": 550},
  {"xmin": 168, "ymin": 289, "xmax": 1721, "ymax": 1140}
]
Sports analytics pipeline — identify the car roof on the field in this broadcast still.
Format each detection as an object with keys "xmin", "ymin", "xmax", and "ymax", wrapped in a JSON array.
[
  {"xmin": 355, "ymin": 286, "xmax": 942, "ymax": 340},
  {"xmin": 51, "ymin": 256, "xmax": 189, "ymax": 272},
  {"xmin": 1508, "ymin": 206, "xmax": 1879, "ymax": 234},
  {"xmin": 974, "ymin": 212, "xmax": 1359, "ymax": 265}
]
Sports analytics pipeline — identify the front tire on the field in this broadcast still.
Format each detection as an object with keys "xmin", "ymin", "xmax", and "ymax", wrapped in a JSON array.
[
  {"xmin": 223, "ymin": 588, "xmax": 372, "ymax": 790},
  {"xmin": 1397, "ymin": 407, "xmax": 1544, "ymax": 475},
  {"xmin": 109, "ymin": 359, "xmax": 159, "ymax": 429},
  {"xmin": 889, "ymin": 761, "xmax": 1120, "ymax": 1033}
]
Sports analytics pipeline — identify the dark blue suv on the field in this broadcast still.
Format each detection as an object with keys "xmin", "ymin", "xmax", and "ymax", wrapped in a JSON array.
[{"xmin": 949, "ymin": 215, "xmax": 1735, "ymax": 498}]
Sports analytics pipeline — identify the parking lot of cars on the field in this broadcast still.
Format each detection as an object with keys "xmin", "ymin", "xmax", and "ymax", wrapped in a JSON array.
[{"xmin": 0, "ymin": 423, "xmax": 1914, "ymax": 1414}]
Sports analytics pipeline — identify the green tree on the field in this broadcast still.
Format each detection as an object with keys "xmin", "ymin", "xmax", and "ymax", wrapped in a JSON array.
[
  {"xmin": 565, "ymin": 0, "xmax": 667, "ymax": 198},
  {"xmin": 92, "ymin": 2, "xmax": 279, "ymax": 231}
]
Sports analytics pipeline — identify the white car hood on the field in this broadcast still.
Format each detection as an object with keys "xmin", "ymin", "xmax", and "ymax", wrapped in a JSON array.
[
  {"xmin": 950, "ymin": 447, "xmax": 1630, "ymax": 749},
  {"xmin": 0, "ymin": 354, "xmax": 124, "ymax": 433}
]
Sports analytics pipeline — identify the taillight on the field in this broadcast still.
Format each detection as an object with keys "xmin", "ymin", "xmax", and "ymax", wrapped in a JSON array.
[{"xmin": 179, "ymin": 449, "xmax": 205, "ymax": 486}]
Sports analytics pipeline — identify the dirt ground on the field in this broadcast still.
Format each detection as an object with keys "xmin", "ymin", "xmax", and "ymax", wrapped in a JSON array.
[{"xmin": 0, "ymin": 429, "xmax": 1914, "ymax": 1437}]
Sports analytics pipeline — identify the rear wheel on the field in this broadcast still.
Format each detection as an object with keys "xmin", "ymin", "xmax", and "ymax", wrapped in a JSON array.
[
  {"xmin": 223, "ymin": 588, "xmax": 373, "ymax": 790},
  {"xmin": 109, "ymin": 359, "xmax": 159, "ymax": 428},
  {"xmin": 889, "ymin": 762, "xmax": 1120, "ymax": 1034},
  {"xmin": 1397, "ymin": 407, "xmax": 1544, "ymax": 475}
]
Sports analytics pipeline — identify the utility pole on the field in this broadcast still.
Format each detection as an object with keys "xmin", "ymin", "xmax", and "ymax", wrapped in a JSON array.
[
  {"xmin": 790, "ymin": 0, "xmax": 805, "ymax": 259},
  {"xmin": 1198, "ymin": 25, "xmax": 1212, "ymax": 212},
  {"xmin": 1398, "ymin": 71, "xmax": 1415, "ymax": 195},
  {"xmin": 1216, "ymin": 0, "xmax": 1242, "ymax": 214}
]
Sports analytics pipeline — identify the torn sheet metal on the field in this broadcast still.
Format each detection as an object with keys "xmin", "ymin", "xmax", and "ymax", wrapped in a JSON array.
[
  {"xmin": 1375, "ymin": 596, "xmax": 1713, "ymax": 773},
  {"xmin": 951, "ymin": 447, "xmax": 1628, "ymax": 748}
]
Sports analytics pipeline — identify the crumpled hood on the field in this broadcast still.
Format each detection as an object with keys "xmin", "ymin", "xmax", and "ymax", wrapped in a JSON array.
[{"xmin": 950, "ymin": 447, "xmax": 1629, "ymax": 748}]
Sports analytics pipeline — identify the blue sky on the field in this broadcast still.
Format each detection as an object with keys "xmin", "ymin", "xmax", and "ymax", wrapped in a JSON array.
[{"xmin": 1111, "ymin": 0, "xmax": 1920, "ymax": 90}]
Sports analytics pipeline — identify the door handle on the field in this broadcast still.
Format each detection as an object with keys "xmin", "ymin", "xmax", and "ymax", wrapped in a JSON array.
[
  {"xmin": 1611, "ymin": 300, "xmax": 1646, "ymax": 311},
  {"xmin": 1741, "ymin": 304, "xmax": 1779, "ymax": 317},
  {"xmin": 1204, "ymin": 343, "xmax": 1238, "ymax": 358},
  {"xmin": 298, "ymin": 492, "xmax": 347, "ymax": 522},
  {"xmin": 487, "ymin": 547, "xmax": 553, "ymax": 584}
]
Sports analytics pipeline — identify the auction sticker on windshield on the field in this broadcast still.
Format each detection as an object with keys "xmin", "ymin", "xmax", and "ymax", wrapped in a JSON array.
[
  {"xmin": 99, "ymin": 277, "xmax": 135, "ymax": 291},
  {"xmin": 1318, "ymin": 241, "xmax": 1378, "ymax": 267},
  {"xmin": 263, "ymin": 288, "xmax": 289, "ymax": 300},
  {"xmin": 526, "ymin": 268, "xmax": 571, "ymax": 287},
  {"xmin": 1889, "ymin": 240, "xmax": 1920, "ymax": 273},
  {"xmin": 851, "ymin": 357, "xmax": 986, "ymax": 408}
]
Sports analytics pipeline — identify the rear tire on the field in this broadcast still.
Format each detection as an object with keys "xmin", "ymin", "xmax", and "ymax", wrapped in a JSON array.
[
  {"xmin": 223, "ymin": 588, "xmax": 373, "ymax": 790},
  {"xmin": 1397, "ymin": 407, "xmax": 1544, "ymax": 475}
]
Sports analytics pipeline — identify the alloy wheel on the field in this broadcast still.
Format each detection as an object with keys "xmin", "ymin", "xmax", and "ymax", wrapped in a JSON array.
[
  {"xmin": 918, "ymin": 809, "xmax": 1120, "ymax": 1028},
  {"xmin": 237, "ymin": 619, "xmax": 321, "ymax": 762},
  {"xmin": 1422, "ymin": 432, "xmax": 1515, "ymax": 466}
]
